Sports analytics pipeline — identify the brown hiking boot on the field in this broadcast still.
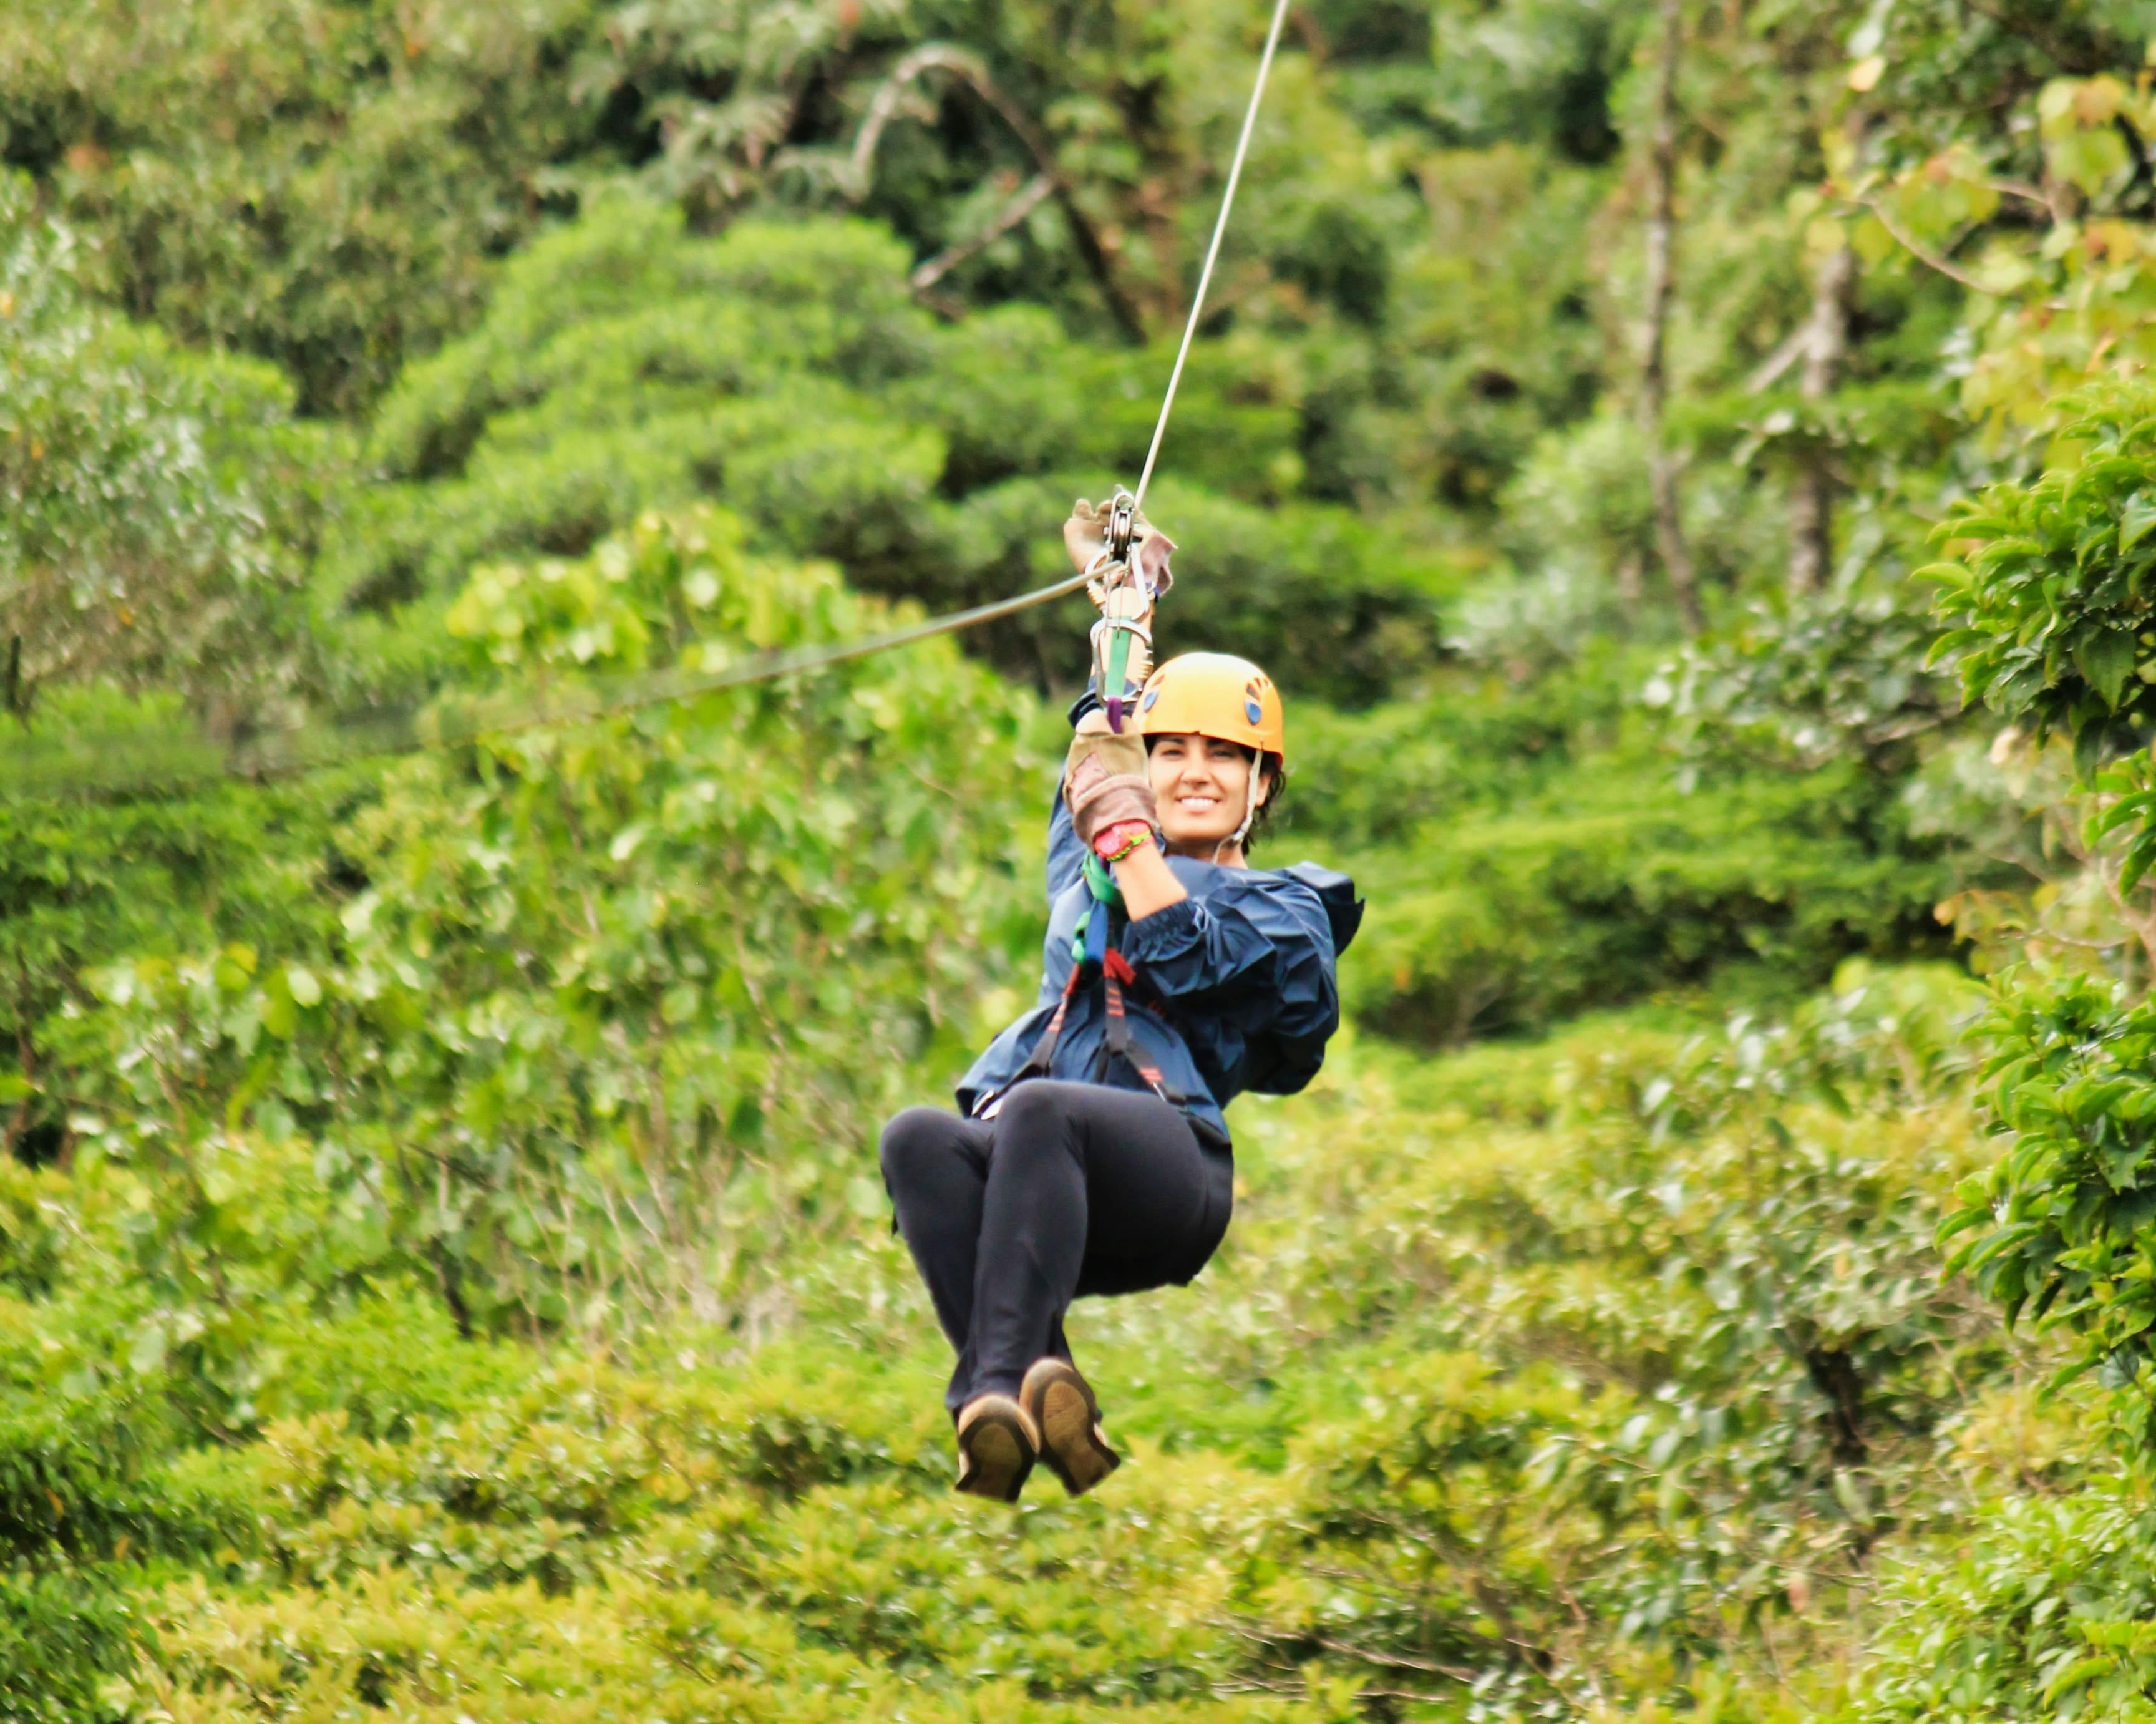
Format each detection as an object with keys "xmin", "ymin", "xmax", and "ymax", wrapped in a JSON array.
[
  {"xmin": 1020, "ymin": 1358, "xmax": 1122, "ymax": 1497},
  {"xmin": 954, "ymin": 1393, "xmax": 1039, "ymax": 1503}
]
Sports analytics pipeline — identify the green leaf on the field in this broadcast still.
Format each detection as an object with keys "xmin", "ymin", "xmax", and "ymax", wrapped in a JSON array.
[
  {"xmin": 260, "ymin": 990, "xmax": 297, "ymax": 1041},
  {"xmin": 2077, "ymin": 630, "xmax": 2137, "ymax": 709},
  {"xmin": 2120, "ymin": 491, "xmax": 2156, "ymax": 552},
  {"xmin": 127, "ymin": 1322, "xmax": 167, "ymax": 1377},
  {"xmin": 2122, "ymin": 829, "xmax": 2156, "ymax": 897}
]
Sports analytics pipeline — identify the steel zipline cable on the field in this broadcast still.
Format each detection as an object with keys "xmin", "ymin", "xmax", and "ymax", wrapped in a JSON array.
[
  {"xmin": 1133, "ymin": 0, "xmax": 1294, "ymax": 517},
  {"xmin": 3, "ymin": 0, "xmax": 1296, "ymax": 799},
  {"xmin": 1, "ymin": 570, "xmax": 1105, "ymax": 796}
]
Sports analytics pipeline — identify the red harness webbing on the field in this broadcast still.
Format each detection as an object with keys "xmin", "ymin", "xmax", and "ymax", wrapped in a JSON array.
[
  {"xmin": 1100, "ymin": 948, "xmax": 1167, "ymax": 1093},
  {"xmin": 1016, "ymin": 957, "xmax": 1085, "ymax": 1083},
  {"xmin": 1001, "ymin": 937, "xmax": 1173, "ymax": 1108}
]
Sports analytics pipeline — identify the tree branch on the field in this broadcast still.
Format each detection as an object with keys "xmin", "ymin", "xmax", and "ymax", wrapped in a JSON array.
[
  {"xmin": 849, "ymin": 44, "xmax": 1145, "ymax": 340},
  {"xmin": 2, "ymin": 635, "xmax": 24, "ymax": 724},
  {"xmin": 1959, "ymin": 0, "xmax": 2108, "ymax": 77},
  {"xmin": 1789, "ymin": 241, "xmax": 1856, "ymax": 594},
  {"xmin": 1746, "ymin": 324, "xmax": 1812, "ymax": 394},
  {"xmin": 1639, "ymin": 0, "xmax": 1701, "ymax": 630},
  {"xmin": 1861, "ymin": 196, "xmax": 2066, "ymax": 309},
  {"xmin": 1312, "ymin": 1635, "xmax": 1478, "ymax": 1683},
  {"xmin": 4, "ymin": 975, "xmax": 35, "ymax": 1166},
  {"xmin": 1989, "ymin": 177, "xmax": 2057, "ymax": 212},
  {"xmin": 911, "ymin": 172, "xmax": 1054, "ymax": 293}
]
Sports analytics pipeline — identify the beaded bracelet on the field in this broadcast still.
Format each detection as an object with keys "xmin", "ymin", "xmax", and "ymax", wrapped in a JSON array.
[{"xmin": 1095, "ymin": 822, "xmax": 1155, "ymax": 865}]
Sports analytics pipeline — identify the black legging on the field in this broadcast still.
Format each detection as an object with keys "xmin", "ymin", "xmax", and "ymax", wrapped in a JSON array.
[{"xmin": 880, "ymin": 1081, "xmax": 1233, "ymax": 1415}]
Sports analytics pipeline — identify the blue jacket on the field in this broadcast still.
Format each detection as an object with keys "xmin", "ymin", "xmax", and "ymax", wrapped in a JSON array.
[{"xmin": 956, "ymin": 716, "xmax": 1362, "ymax": 1147}]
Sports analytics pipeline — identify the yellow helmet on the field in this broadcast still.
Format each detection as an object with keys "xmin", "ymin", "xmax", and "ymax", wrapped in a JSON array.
[{"xmin": 1137, "ymin": 653, "xmax": 1286, "ymax": 764}]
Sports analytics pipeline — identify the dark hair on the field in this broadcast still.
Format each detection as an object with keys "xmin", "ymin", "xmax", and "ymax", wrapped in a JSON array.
[{"xmin": 1245, "ymin": 752, "xmax": 1287, "ymax": 854}]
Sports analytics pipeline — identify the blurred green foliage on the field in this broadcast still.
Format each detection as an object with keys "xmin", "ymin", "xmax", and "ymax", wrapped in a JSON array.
[
  {"xmin": 1856, "ymin": 1482, "xmax": 2156, "ymax": 1722},
  {"xmin": 0, "ymin": 968, "xmax": 2018, "ymax": 1719},
  {"xmin": 1278, "ymin": 635, "xmax": 1964, "ymax": 1046},
  {"xmin": 331, "ymin": 193, "xmax": 1450, "ymax": 704},
  {"xmin": 0, "ymin": 0, "xmax": 608, "ymax": 417},
  {"xmin": 0, "ymin": 176, "xmax": 334, "ymax": 716},
  {"xmin": 74, "ymin": 507, "xmax": 1043, "ymax": 1350},
  {"xmin": 8, "ymin": 0, "xmax": 2156, "ymax": 1715},
  {"xmin": 1948, "ymin": 978, "xmax": 2156, "ymax": 1420},
  {"xmin": 1932, "ymin": 387, "xmax": 2156, "ymax": 776},
  {"xmin": 1930, "ymin": 390, "xmax": 2156, "ymax": 1476}
]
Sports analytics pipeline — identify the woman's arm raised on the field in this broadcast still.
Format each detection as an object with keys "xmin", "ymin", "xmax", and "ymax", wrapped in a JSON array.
[
  {"xmin": 1067, "ymin": 708, "xmax": 1188, "ymax": 919},
  {"xmin": 1109, "ymin": 832, "xmax": 1187, "ymax": 918}
]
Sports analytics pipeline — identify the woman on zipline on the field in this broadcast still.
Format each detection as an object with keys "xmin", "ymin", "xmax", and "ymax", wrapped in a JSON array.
[{"xmin": 880, "ymin": 501, "xmax": 1362, "ymax": 1502}]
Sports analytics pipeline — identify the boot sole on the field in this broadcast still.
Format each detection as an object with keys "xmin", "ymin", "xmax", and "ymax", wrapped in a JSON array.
[
  {"xmin": 1021, "ymin": 1360, "xmax": 1122, "ymax": 1496},
  {"xmin": 955, "ymin": 1396, "xmax": 1036, "ymax": 1503}
]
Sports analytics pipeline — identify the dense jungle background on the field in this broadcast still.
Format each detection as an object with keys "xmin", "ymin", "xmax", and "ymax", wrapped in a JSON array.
[{"xmin": 16, "ymin": 0, "xmax": 2156, "ymax": 1716}]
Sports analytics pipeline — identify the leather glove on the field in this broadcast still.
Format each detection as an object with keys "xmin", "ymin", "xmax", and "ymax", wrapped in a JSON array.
[
  {"xmin": 1064, "ymin": 724, "xmax": 1157, "ymax": 847},
  {"xmin": 1064, "ymin": 497, "xmax": 1175, "ymax": 597}
]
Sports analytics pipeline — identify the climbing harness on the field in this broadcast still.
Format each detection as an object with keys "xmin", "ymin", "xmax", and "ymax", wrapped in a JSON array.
[
  {"xmin": 9, "ymin": 0, "xmax": 1296, "ymax": 804},
  {"xmin": 1098, "ymin": 948, "xmax": 1170, "ymax": 1099},
  {"xmin": 1000, "ymin": 897, "xmax": 1178, "ymax": 1113}
]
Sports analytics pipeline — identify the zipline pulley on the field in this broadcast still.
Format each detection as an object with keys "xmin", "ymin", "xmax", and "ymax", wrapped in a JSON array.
[
  {"xmin": 1094, "ymin": 486, "xmax": 1154, "ymax": 738},
  {"xmin": 1106, "ymin": 490, "xmax": 1138, "ymax": 566}
]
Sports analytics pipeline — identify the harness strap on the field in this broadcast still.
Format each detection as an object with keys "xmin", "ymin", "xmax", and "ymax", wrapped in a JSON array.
[
  {"xmin": 1100, "ymin": 948, "xmax": 1170, "ymax": 1098},
  {"xmin": 1015, "ymin": 955, "xmax": 1085, "ymax": 1083},
  {"xmin": 997, "ymin": 900, "xmax": 1181, "ymax": 1114}
]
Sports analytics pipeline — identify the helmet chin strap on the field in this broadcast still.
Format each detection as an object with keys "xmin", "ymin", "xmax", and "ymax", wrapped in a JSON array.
[{"xmin": 1212, "ymin": 753, "xmax": 1261, "ymax": 865}]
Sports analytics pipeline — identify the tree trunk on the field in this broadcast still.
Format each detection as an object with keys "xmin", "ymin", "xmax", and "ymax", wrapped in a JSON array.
[
  {"xmin": 1639, "ymin": 0, "xmax": 1701, "ymax": 631},
  {"xmin": 4, "ymin": 1023, "xmax": 32, "ymax": 1166},
  {"xmin": 1789, "ymin": 244, "xmax": 1857, "ymax": 595}
]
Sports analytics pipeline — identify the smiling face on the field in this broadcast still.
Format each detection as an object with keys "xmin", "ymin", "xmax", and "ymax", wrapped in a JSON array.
[{"xmin": 1148, "ymin": 733, "xmax": 1269, "ymax": 861}]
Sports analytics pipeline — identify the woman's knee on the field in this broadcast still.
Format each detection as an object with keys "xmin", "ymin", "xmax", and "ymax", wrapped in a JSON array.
[
  {"xmin": 880, "ymin": 1107, "xmax": 965, "ymax": 1194},
  {"xmin": 989, "ymin": 1081, "xmax": 1084, "ymax": 1160}
]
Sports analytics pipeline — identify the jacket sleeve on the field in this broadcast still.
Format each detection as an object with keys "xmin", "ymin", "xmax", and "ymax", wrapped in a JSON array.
[
  {"xmin": 1043, "ymin": 686, "xmax": 1102, "ymax": 907},
  {"xmin": 1120, "ymin": 872, "xmax": 1341, "ymax": 1094},
  {"xmin": 1046, "ymin": 789, "xmax": 1086, "ymax": 905}
]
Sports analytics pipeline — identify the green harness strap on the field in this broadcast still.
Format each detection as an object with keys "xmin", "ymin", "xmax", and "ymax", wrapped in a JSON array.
[
  {"xmin": 1103, "ymin": 628, "xmax": 1133, "ymax": 729},
  {"xmin": 1080, "ymin": 847, "xmax": 1122, "ymax": 912}
]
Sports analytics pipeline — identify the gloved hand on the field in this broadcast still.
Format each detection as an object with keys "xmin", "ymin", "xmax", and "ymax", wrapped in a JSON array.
[
  {"xmin": 1064, "ymin": 720, "xmax": 1157, "ymax": 847},
  {"xmin": 1064, "ymin": 497, "xmax": 1175, "ymax": 597}
]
